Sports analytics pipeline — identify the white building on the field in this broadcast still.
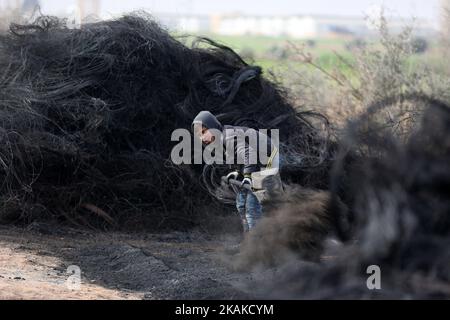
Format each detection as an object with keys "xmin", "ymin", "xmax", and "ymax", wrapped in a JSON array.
[
  {"xmin": 157, "ymin": 13, "xmax": 436, "ymax": 38},
  {"xmin": 285, "ymin": 16, "xmax": 317, "ymax": 38},
  {"xmin": 207, "ymin": 14, "xmax": 319, "ymax": 38},
  {"xmin": 158, "ymin": 13, "xmax": 210, "ymax": 34}
]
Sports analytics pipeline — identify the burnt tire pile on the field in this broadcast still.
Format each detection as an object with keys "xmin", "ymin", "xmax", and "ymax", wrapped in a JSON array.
[{"xmin": 0, "ymin": 14, "xmax": 330, "ymax": 229}]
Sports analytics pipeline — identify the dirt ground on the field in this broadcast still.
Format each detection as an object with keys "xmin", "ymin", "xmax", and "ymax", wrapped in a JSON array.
[{"xmin": 0, "ymin": 223, "xmax": 277, "ymax": 300}]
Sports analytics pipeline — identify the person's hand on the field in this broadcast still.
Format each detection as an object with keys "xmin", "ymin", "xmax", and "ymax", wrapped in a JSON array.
[{"xmin": 226, "ymin": 171, "xmax": 239, "ymax": 183}]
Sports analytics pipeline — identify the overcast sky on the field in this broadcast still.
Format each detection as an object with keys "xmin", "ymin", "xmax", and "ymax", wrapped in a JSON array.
[{"xmin": 38, "ymin": 0, "xmax": 440, "ymax": 21}]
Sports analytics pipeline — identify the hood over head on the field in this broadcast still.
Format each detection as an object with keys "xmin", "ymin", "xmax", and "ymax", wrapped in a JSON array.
[{"xmin": 192, "ymin": 111, "xmax": 223, "ymax": 132}]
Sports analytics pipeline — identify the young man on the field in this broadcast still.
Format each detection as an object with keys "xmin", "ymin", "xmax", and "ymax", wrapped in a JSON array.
[{"xmin": 192, "ymin": 111, "xmax": 281, "ymax": 231}]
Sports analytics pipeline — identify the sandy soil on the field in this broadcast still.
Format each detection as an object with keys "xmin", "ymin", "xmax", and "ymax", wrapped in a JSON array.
[{"xmin": 0, "ymin": 223, "xmax": 261, "ymax": 300}]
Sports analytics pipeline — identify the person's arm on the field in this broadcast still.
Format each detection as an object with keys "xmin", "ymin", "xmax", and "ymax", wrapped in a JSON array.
[{"xmin": 235, "ymin": 129, "xmax": 259, "ymax": 175}]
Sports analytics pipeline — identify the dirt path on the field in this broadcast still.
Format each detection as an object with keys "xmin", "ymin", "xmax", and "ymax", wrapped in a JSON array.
[{"xmin": 0, "ymin": 224, "xmax": 260, "ymax": 300}]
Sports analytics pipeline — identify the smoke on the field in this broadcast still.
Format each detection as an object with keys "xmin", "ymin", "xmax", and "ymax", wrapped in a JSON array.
[
  {"xmin": 228, "ymin": 95, "xmax": 450, "ymax": 299},
  {"xmin": 229, "ymin": 186, "xmax": 348, "ymax": 270}
]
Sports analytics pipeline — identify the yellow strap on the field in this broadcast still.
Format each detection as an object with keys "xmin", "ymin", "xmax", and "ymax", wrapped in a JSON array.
[{"xmin": 266, "ymin": 146, "xmax": 278, "ymax": 169}]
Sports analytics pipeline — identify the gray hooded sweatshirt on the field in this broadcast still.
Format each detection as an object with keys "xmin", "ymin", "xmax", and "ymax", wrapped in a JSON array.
[{"xmin": 192, "ymin": 111, "xmax": 275, "ymax": 175}]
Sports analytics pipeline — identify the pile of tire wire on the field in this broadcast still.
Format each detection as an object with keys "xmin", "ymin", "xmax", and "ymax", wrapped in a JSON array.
[{"xmin": 0, "ymin": 13, "xmax": 332, "ymax": 230}]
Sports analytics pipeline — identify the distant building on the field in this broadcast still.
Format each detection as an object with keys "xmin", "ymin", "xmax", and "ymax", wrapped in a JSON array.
[
  {"xmin": 156, "ymin": 13, "xmax": 437, "ymax": 38},
  {"xmin": 212, "ymin": 14, "xmax": 319, "ymax": 38},
  {"xmin": 158, "ymin": 13, "xmax": 210, "ymax": 33}
]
